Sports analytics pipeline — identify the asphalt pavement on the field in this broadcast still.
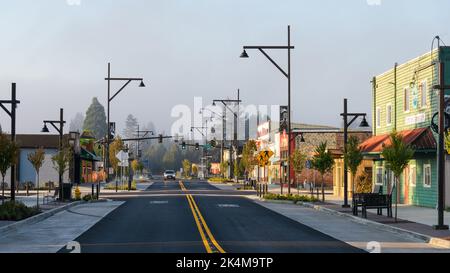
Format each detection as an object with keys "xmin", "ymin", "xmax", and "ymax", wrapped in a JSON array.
[{"xmin": 66, "ymin": 179, "xmax": 362, "ymax": 253}]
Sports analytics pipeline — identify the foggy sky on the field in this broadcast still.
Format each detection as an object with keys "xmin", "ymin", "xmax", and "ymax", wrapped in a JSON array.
[{"xmin": 1, "ymin": 0, "xmax": 449, "ymax": 136}]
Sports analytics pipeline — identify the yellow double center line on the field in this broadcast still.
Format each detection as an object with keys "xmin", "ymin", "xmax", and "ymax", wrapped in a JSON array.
[{"xmin": 179, "ymin": 181, "xmax": 225, "ymax": 253}]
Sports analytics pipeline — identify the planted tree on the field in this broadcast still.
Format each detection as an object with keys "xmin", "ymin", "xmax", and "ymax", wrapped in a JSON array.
[
  {"xmin": 27, "ymin": 147, "xmax": 45, "ymax": 208},
  {"xmin": 344, "ymin": 136, "xmax": 364, "ymax": 195},
  {"xmin": 0, "ymin": 134, "xmax": 19, "ymax": 204},
  {"xmin": 312, "ymin": 142, "xmax": 334, "ymax": 202},
  {"xmin": 241, "ymin": 140, "xmax": 258, "ymax": 181},
  {"xmin": 109, "ymin": 137, "xmax": 125, "ymax": 177},
  {"xmin": 51, "ymin": 146, "xmax": 72, "ymax": 201},
  {"xmin": 182, "ymin": 159, "xmax": 192, "ymax": 178},
  {"xmin": 220, "ymin": 161, "xmax": 229, "ymax": 179},
  {"xmin": 291, "ymin": 149, "xmax": 307, "ymax": 194},
  {"xmin": 192, "ymin": 164, "xmax": 199, "ymax": 177},
  {"xmin": 381, "ymin": 131, "xmax": 414, "ymax": 221},
  {"xmin": 234, "ymin": 160, "xmax": 243, "ymax": 181},
  {"xmin": 131, "ymin": 159, "xmax": 140, "ymax": 178}
]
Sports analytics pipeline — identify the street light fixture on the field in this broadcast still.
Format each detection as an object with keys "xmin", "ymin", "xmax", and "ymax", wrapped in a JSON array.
[
  {"xmin": 240, "ymin": 50, "xmax": 249, "ymax": 58},
  {"xmin": 359, "ymin": 117, "xmax": 370, "ymax": 128},
  {"xmin": 41, "ymin": 124, "xmax": 50, "ymax": 133},
  {"xmin": 241, "ymin": 25, "xmax": 295, "ymax": 193}
]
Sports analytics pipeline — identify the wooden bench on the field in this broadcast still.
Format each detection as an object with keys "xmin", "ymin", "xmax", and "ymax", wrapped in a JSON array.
[
  {"xmin": 352, "ymin": 185, "xmax": 382, "ymax": 216},
  {"xmin": 361, "ymin": 193, "xmax": 392, "ymax": 218},
  {"xmin": 353, "ymin": 185, "xmax": 393, "ymax": 218}
]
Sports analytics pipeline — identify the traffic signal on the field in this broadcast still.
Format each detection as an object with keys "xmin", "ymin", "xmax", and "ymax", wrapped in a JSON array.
[
  {"xmin": 195, "ymin": 143, "xmax": 200, "ymax": 150},
  {"xmin": 158, "ymin": 134, "xmax": 163, "ymax": 144},
  {"xmin": 210, "ymin": 139, "xmax": 217, "ymax": 148},
  {"xmin": 181, "ymin": 142, "xmax": 186, "ymax": 150}
]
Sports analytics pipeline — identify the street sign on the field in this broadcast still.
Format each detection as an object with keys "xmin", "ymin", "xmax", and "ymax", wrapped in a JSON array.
[
  {"xmin": 306, "ymin": 160, "xmax": 312, "ymax": 169},
  {"xmin": 258, "ymin": 150, "xmax": 274, "ymax": 167},
  {"xmin": 116, "ymin": 150, "xmax": 129, "ymax": 161}
]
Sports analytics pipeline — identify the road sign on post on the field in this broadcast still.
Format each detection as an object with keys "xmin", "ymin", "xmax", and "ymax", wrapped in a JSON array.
[{"xmin": 258, "ymin": 150, "xmax": 274, "ymax": 167}]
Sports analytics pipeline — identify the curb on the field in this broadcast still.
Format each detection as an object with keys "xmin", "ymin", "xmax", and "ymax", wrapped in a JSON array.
[
  {"xmin": 0, "ymin": 201, "xmax": 84, "ymax": 235},
  {"xmin": 251, "ymin": 197, "xmax": 450, "ymax": 249}
]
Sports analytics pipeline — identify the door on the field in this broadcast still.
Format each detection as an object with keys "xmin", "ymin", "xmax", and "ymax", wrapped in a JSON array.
[{"xmin": 403, "ymin": 167, "xmax": 409, "ymax": 205}]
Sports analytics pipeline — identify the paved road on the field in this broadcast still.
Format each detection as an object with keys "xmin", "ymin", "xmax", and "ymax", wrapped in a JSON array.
[{"xmin": 66, "ymin": 179, "xmax": 362, "ymax": 253}]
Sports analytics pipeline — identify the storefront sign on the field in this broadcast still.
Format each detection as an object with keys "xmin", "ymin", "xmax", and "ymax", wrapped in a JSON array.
[
  {"xmin": 257, "ymin": 122, "xmax": 270, "ymax": 141},
  {"xmin": 405, "ymin": 113, "xmax": 426, "ymax": 125}
]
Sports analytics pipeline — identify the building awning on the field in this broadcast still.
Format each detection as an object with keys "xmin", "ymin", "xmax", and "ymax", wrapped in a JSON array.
[
  {"xmin": 360, "ymin": 127, "xmax": 436, "ymax": 154},
  {"xmin": 80, "ymin": 148, "xmax": 102, "ymax": 162}
]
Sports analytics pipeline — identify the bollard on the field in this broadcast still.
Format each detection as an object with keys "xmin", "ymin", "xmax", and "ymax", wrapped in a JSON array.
[
  {"xmin": 96, "ymin": 184, "xmax": 100, "ymax": 200},
  {"xmin": 26, "ymin": 184, "xmax": 29, "ymax": 197},
  {"xmin": 92, "ymin": 184, "xmax": 95, "ymax": 196}
]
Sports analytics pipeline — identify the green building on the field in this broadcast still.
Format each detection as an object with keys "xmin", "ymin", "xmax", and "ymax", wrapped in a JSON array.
[{"xmin": 360, "ymin": 46, "xmax": 450, "ymax": 208}]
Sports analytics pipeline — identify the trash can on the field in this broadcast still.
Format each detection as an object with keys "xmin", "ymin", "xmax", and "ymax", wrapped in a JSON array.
[{"xmin": 62, "ymin": 183, "xmax": 73, "ymax": 201}]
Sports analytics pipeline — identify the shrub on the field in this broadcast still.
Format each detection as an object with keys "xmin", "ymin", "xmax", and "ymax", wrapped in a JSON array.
[
  {"xmin": 263, "ymin": 193, "xmax": 319, "ymax": 203},
  {"xmin": 208, "ymin": 177, "xmax": 232, "ymax": 183},
  {"xmin": 104, "ymin": 181, "xmax": 137, "ymax": 191},
  {"xmin": 0, "ymin": 201, "xmax": 41, "ymax": 221},
  {"xmin": 82, "ymin": 194, "xmax": 96, "ymax": 202}
]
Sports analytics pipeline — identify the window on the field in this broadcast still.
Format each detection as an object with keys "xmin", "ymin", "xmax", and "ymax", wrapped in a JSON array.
[
  {"xmin": 404, "ymin": 88, "xmax": 410, "ymax": 112},
  {"xmin": 386, "ymin": 103, "xmax": 392, "ymax": 126},
  {"xmin": 420, "ymin": 80, "xmax": 428, "ymax": 108},
  {"xmin": 376, "ymin": 107, "xmax": 381, "ymax": 128},
  {"xmin": 423, "ymin": 164, "xmax": 432, "ymax": 188},
  {"xmin": 410, "ymin": 165, "xmax": 416, "ymax": 187},
  {"xmin": 376, "ymin": 167, "xmax": 383, "ymax": 185}
]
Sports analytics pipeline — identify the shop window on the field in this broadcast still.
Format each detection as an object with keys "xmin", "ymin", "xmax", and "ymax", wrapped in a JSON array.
[
  {"xmin": 404, "ymin": 87, "xmax": 410, "ymax": 112},
  {"xmin": 375, "ymin": 167, "xmax": 383, "ymax": 185},
  {"xmin": 376, "ymin": 107, "xmax": 381, "ymax": 128},
  {"xmin": 420, "ymin": 80, "xmax": 428, "ymax": 108},
  {"xmin": 423, "ymin": 164, "xmax": 431, "ymax": 188},
  {"xmin": 386, "ymin": 103, "xmax": 392, "ymax": 126},
  {"xmin": 410, "ymin": 165, "xmax": 416, "ymax": 187}
]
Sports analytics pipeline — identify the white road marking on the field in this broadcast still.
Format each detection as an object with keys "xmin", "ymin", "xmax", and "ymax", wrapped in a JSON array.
[
  {"xmin": 217, "ymin": 204, "xmax": 240, "ymax": 208},
  {"xmin": 149, "ymin": 201, "xmax": 169, "ymax": 205}
]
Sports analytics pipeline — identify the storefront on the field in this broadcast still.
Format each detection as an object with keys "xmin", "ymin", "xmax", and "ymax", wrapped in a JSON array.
[{"xmin": 361, "ymin": 46, "xmax": 450, "ymax": 208}]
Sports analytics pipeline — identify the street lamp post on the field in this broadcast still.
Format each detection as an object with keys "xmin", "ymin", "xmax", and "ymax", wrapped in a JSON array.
[
  {"xmin": 0, "ymin": 83, "xmax": 20, "ymax": 201},
  {"xmin": 213, "ymin": 90, "xmax": 242, "ymax": 181},
  {"xmin": 241, "ymin": 25, "xmax": 294, "ymax": 194},
  {"xmin": 105, "ymin": 63, "xmax": 145, "ymax": 187},
  {"xmin": 433, "ymin": 62, "xmax": 450, "ymax": 230},
  {"xmin": 42, "ymin": 108, "xmax": 66, "ymax": 201},
  {"xmin": 340, "ymin": 99, "xmax": 370, "ymax": 208}
]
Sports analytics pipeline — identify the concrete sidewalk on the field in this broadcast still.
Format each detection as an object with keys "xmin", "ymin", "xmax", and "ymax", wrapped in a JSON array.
[
  {"xmin": 0, "ymin": 201, "xmax": 124, "ymax": 253},
  {"xmin": 251, "ymin": 198, "xmax": 449, "ymax": 253},
  {"xmin": 212, "ymin": 181, "xmax": 450, "ymax": 250},
  {"xmin": 325, "ymin": 195, "xmax": 450, "ymax": 227}
]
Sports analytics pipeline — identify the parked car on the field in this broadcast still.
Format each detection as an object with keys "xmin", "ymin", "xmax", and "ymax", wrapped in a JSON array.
[{"xmin": 163, "ymin": 170, "xmax": 176, "ymax": 180}]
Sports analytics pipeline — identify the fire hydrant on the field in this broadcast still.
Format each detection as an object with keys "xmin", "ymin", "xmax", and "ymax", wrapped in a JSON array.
[{"xmin": 74, "ymin": 186, "xmax": 81, "ymax": 200}]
